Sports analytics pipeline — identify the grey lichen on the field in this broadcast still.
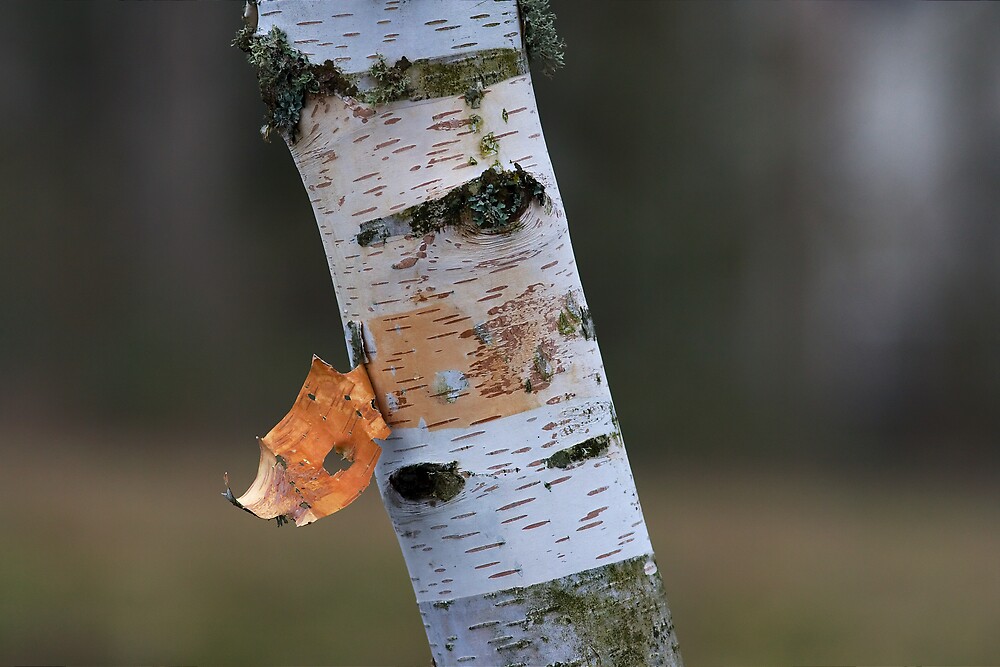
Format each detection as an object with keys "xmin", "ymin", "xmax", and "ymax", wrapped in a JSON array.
[
  {"xmin": 579, "ymin": 307, "xmax": 596, "ymax": 340},
  {"xmin": 236, "ymin": 26, "xmax": 357, "ymax": 142},
  {"xmin": 544, "ymin": 435, "xmax": 611, "ymax": 469},
  {"xmin": 533, "ymin": 346, "xmax": 554, "ymax": 381},
  {"xmin": 473, "ymin": 323, "xmax": 494, "ymax": 346},
  {"xmin": 518, "ymin": 0, "xmax": 566, "ymax": 77},
  {"xmin": 241, "ymin": 27, "xmax": 318, "ymax": 142},
  {"xmin": 464, "ymin": 81, "xmax": 485, "ymax": 108},
  {"xmin": 390, "ymin": 462, "xmax": 466, "ymax": 504},
  {"xmin": 232, "ymin": 23, "xmax": 255, "ymax": 53}
]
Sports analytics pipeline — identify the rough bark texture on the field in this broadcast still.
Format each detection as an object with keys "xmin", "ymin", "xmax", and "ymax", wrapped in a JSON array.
[{"xmin": 246, "ymin": 1, "xmax": 681, "ymax": 664}]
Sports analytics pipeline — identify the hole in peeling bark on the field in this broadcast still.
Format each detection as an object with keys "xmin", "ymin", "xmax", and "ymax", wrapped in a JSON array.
[
  {"xmin": 390, "ymin": 461, "xmax": 465, "ymax": 504},
  {"xmin": 223, "ymin": 357, "xmax": 389, "ymax": 527}
]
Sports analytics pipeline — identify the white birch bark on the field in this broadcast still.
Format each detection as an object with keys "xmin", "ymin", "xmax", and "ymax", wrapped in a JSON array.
[{"xmin": 246, "ymin": 1, "xmax": 681, "ymax": 664}]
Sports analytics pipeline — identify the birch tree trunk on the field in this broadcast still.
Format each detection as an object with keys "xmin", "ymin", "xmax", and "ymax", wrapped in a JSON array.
[{"xmin": 241, "ymin": 1, "xmax": 681, "ymax": 664}]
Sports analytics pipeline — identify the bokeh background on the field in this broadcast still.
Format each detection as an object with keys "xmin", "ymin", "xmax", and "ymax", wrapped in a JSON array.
[{"xmin": 2, "ymin": 1, "xmax": 999, "ymax": 664}]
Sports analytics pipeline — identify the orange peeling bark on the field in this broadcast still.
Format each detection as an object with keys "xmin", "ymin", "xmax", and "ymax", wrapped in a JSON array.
[
  {"xmin": 227, "ymin": 356, "xmax": 390, "ymax": 526},
  {"xmin": 370, "ymin": 284, "xmax": 572, "ymax": 431}
]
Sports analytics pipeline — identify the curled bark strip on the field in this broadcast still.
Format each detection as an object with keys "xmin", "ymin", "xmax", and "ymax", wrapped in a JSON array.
[{"xmin": 225, "ymin": 356, "xmax": 390, "ymax": 526}]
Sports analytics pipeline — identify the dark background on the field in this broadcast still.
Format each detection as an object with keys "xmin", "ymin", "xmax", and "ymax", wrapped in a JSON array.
[{"xmin": 2, "ymin": 2, "xmax": 998, "ymax": 664}]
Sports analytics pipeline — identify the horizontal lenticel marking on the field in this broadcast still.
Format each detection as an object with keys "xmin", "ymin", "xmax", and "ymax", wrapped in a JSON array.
[
  {"xmin": 500, "ymin": 514, "xmax": 527, "ymax": 524},
  {"xmin": 522, "ymin": 520, "xmax": 550, "ymax": 530},
  {"xmin": 488, "ymin": 569, "xmax": 521, "ymax": 579},
  {"xmin": 496, "ymin": 498, "xmax": 534, "ymax": 511}
]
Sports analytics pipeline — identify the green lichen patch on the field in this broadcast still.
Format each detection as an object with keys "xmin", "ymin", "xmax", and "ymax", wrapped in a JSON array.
[
  {"xmin": 556, "ymin": 292, "xmax": 596, "ymax": 340},
  {"xmin": 355, "ymin": 164, "xmax": 547, "ymax": 243},
  {"xmin": 361, "ymin": 54, "xmax": 412, "ymax": 105},
  {"xmin": 480, "ymin": 132, "xmax": 501, "ymax": 157},
  {"xmin": 545, "ymin": 435, "xmax": 610, "ymax": 469},
  {"xmin": 468, "ymin": 164, "xmax": 546, "ymax": 230},
  {"xmin": 389, "ymin": 461, "xmax": 466, "ymax": 504},
  {"xmin": 518, "ymin": 0, "xmax": 566, "ymax": 77},
  {"xmin": 557, "ymin": 309, "xmax": 579, "ymax": 336},
  {"xmin": 352, "ymin": 48, "xmax": 527, "ymax": 105}
]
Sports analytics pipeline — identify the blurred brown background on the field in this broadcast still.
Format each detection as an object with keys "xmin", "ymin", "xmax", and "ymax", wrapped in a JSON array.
[{"xmin": 2, "ymin": 1, "xmax": 998, "ymax": 664}]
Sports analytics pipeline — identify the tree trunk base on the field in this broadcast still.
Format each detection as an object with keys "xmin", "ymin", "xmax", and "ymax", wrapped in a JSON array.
[{"xmin": 420, "ymin": 555, "xmax": 682, "ymax": 666}]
